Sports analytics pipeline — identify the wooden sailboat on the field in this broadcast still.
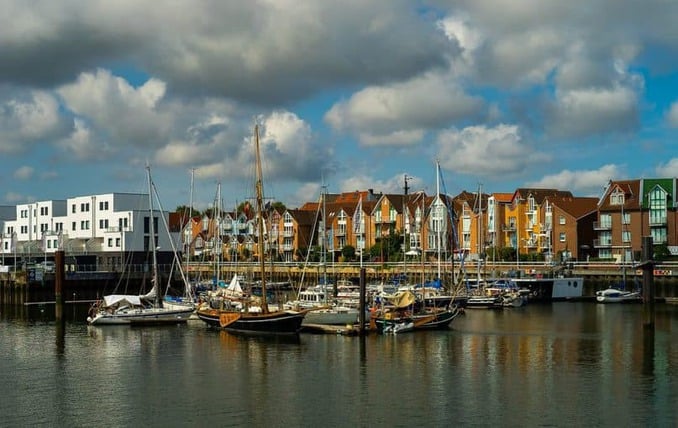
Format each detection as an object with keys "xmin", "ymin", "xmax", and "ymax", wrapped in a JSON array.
[
  {"xmin": 372, "ymin": 162, "xmax": 462, "ymax": 334},
  {"xmin": 196, "ymin": 125, "xmax": 307, "ymax": 334}
]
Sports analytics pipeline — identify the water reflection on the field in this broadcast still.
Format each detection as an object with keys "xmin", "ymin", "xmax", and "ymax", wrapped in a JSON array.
[{"xmin": 1, "ymin": 302, "xmax": 677, "ymax": 426}]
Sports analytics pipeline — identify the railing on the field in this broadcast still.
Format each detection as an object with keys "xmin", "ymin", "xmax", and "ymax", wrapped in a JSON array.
[
  {"xmin": 593, "ymin": 221, "xmax": 611, "ymax": 230},
  {"xmin": 593, "ymin": 238, "xmax": 612, "ymax": 248}
]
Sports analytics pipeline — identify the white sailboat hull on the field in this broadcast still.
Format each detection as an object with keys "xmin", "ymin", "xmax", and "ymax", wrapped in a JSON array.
[{"xmin": 87, "ymin": 306, "xmax": 195, "ymax": 325}]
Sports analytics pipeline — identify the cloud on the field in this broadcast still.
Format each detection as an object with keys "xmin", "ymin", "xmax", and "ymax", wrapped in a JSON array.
[
  {"xmin": 435, "ymin": 124, "xmax": 550, "ymax": 178},
  {"xmin": 0, "ymin": 89, "xmax": 68, "ymax": 153},
  {"xmin": 259, "ymin": 111, "xmax": 331, "ymax": 182},
  {"xmin": 58, "ymin": 69, "xmax": 171, "ymax": 149},
  {"xmin": 57, "ymin": 118, "xmax": 115, "ymax": 161},
  {"xmin": 325, "ymin": 72, "xmax": 483, "ymax": 146},
  {"xmin": 546, "ymin": 85, "xmax": 640, "ymax": 138},
  {"xmin": 527, "ymin": 164, "xmax": 624, "ymax": 196},
  {"xmin": 655, "ymin": 158, "xmax": 678, "ymax": 177},
  {"xmin": 13, "ymin": 166, "xmax": 34, "ymax": 180},
  {"xmin": 666, "ymin": 102, "xmax": 678, "ymax": 127},
  {"xmin": 4, "ymin": 191, "xmax": 33, "ymax": 203},
  {"xmin": 0, "ymin": 1, "xmax": 451, "ymax": 105}
]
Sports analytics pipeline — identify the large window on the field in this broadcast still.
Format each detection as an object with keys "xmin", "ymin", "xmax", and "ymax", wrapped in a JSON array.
[
  {"xmin": 648, "ymin": 188, "xmax": 667, "ymax": 225},
  {"xmin": 599, "ymin": 213, "xmax": 611, "ymax": 228}
]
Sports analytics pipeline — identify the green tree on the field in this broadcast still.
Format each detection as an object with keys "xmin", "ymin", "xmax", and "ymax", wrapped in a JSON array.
[{"xmin": 342, "ymin": 245, "xmax": 356, "ymax": 261}]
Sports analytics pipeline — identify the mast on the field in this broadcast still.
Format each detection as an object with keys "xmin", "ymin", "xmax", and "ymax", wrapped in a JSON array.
[
  {"xmin": 254, "ymin": 125, "xmax": 269, "ymax": 313},
  {"xmin": 436, "ymin": 161, "xmax": 441, "ymax": 280},
  {"xmin": 321, "ymin": 183, "xmax": 330, "ymax": 301},
  {"xmin": 402, "ymin": 174, "xmax": 410, "ymax": 285},
  {"xmin": 147, "ymin": 164, "xmax": 161, "ymax": 308},
  {"xmin": 621, "ymin": 199, "xmax": 626, "ymax": 289},
  {"xmin": 477, "ymin": 183, "xmax": 482, "ymax": 285}
]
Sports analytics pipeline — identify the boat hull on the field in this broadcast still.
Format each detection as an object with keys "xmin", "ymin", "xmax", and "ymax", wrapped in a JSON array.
[
  {"xmin": 595, "ymin": 289, "xmax": 642, "ymax": 304},
  {"xmin": 197, "ymin": 308, "xmax": 306, "ymax": 335},
  {"xmin": 466, "ymin": 296, "xmax": 504, "ymax": 309},
  {"xmin": 303, "ymin": 310, "xmax": 359, "ymax": 326},
  {"xmin": 511, "ymin": 277, "xmax": 584, "ymax": 302},
  {"xmin": 87, "ymin": 307, "xmax": 195, "ymax": 325},
  {"xmin": 373, "ymin": 307, "xmax": 461, "ymax": 334}
]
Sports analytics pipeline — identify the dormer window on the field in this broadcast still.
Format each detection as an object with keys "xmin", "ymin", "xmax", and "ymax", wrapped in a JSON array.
[{"xmin": 610, "ymin": 189, "xmax": 625, "ymax": 205}]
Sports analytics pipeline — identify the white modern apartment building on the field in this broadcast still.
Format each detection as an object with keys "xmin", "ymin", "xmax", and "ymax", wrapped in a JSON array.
[{"xmin": 0, "ymin": 193, "xmax": 179, "ymax": 265}]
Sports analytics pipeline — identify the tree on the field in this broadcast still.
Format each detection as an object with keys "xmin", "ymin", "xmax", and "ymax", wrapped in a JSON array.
[
  {"xmin": 175, "ymin": 205, "xmax": 201, "ymax": 219},
  {"xmin": 342, "ymin": 245, "xmax": 356, "ymax": 261}
]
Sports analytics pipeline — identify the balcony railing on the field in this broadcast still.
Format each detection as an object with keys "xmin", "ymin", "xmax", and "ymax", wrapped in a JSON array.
[
  {"xmin": 502, "ymin": 224, "xmax": 516, "ymax": 232},
  {"xmin": 593, "ymin": 238, "xmax": 612, "ymax": 248},
  {"xmin": 593, "ymin": 221, "xmax": 611, "ymax": 230}
]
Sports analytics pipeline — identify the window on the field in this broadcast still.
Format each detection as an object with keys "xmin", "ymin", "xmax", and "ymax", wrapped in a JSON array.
[
  {"xmin": 559, "ymin": 215, "xmax": 566, "ymax": 225},
  {"xmin": 599, "ymin": 213, "xmax": 611, "ymax": 228},
  {"xmin": 648, "ymin": 188, "xmax": 667, "ymax": 225},
  {"xmin": 99, "ymin": 201, "xmax": 109, "ymax": 210},
  {"xmin": 108, "ymin": 238, "xmax": 113, "ymax": 247},
  {"xmin": 622, "ymin": 212, "xmax": 631, "ymax": 225},
  {"xmin": 72, "ymin": 222, "xmax": 76, "ymax": 231},
  {"xmin": 115, "ymin": 238, "xmax": 121, "ymax": 247},
  {"xmin": 651, "ymin": 228, "xmax": 667, "ymax": 244},
  {"xmin": 559, "ymin": 232, "xmax": 566, "ymax": 242},
  {"xmin": 610, "ymin": 190, "xmax": 625, "ymax": 205},
  {"xmin": 72, "ymin": 204, "xmax": 76, "ymax": 213},
  {"xmin": 622, "ymin": 230, "xmax": 631, "ymax": 243}
]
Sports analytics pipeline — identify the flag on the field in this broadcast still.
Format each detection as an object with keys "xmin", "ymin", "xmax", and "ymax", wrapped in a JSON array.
[{"xmin": 353, "ymin": 196, "xmax": 362, "ymax": 234}]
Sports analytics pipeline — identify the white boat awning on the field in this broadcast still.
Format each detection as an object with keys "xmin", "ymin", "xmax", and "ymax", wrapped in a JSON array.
[{"xmin": 103, "ymin": 294, "xmax": 143, "ymax": 307}]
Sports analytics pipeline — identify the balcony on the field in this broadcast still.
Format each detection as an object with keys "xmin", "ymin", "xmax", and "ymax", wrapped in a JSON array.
[
  {"xmin": 524, "ymin": 239, "xmax": 538, "ymax": 248},
  {"xmin": 593, "ymin": 221, "xmax": 611, "ymax": 230},
  {"xmin": 649, "ymin": 218, "xmax": 667, "ymax": 227},
  {"xmin": 593, "ymin": 238, "xmax": 612, "ymax": 248},
  {"xmin": 283, "ymin": 230, "xmax": 294, "ymax": 237},
  {"xmin": 502, "ymin": 224, "xmax": 516, "ymax": 232}
]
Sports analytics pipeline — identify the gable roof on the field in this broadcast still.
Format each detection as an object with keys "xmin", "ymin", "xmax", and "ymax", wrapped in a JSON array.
[
  {"xmin": 514, "ymin": 188, "xmax": 573, "ymax": 204},
  {"xmin": 547, "ymin": 196, "xmax": 599, "ymax": 220}
]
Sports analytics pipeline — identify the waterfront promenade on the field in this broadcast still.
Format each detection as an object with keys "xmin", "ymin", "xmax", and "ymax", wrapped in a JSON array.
[{"xmin": 2, "ymin": 260, "xmax": 677, "ymax": 304}]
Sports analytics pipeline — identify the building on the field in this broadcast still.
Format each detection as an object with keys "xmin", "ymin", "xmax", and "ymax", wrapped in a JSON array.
[
  {"xmin": 1, "ymin": 193, "xmax": 179, "ymax": 268},
  {"xmin": 595, "ymin": 178, "xmax": 678, "ymax": 262}
]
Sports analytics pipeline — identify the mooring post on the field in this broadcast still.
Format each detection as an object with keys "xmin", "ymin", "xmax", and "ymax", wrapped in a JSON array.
[
  {"xmin": 55, "ymin": 250, "xmax": 65, "ymax": 321},
  {"xmin": 641, "ymin": 236, "xmax": 655, "ymax": 329},
  {"xmin": 358, "ymin": 267, "xmax": 366, "ymax": 335}
]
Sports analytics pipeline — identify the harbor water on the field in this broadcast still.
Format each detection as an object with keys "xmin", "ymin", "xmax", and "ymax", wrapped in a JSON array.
[{"xmin": 1, "ymin": 302, "xmax": 677, "ymax": 427}]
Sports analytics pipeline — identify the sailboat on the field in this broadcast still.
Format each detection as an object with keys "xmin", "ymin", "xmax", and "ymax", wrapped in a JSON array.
[
  {"xmin": 196, "ymin": 125, "xmax": 307, "ymax": 335},
  {"xmin": 87, "ymin": 166, "xmax": 196, "ymax": 325},
  {"xmin": 372, "ymin": 162, "xmax": 462, "ymax": 334},
  {"xmin": 284, "ymin": 185, "xmax": 359, "ymax": 326}
]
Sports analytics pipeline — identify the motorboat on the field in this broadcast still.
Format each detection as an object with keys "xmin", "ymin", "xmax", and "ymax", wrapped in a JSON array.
[{"xmin": 595, "ymin": 288, "xmax": 642, "ymax": 303}]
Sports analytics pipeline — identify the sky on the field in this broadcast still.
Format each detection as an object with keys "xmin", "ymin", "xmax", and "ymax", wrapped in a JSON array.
[{"xmin": 1, "ymin": 0, "xmax": 677, "ymax": 212}]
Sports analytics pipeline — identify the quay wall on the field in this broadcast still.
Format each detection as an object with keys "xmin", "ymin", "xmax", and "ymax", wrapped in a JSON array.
[{"xmin": 2, "ymin": 261, "xmax": 677, "ymax": 304}]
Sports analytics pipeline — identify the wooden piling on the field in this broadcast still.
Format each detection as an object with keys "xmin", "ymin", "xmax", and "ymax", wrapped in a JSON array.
[
  {"xmin": 358, "ymin": 267, "xmax": 366, "ymax": 335},
  {"xmin": 55, "ymin": 250, "xmax": 65, "ymax": 322},
  {"xmin": 641, "ymin": 236, "xmax": 655, "ymax": 329}
]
